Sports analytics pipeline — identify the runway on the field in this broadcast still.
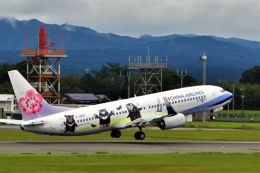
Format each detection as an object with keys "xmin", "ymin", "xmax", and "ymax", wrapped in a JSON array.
[{"xmin": 0, "ymin": 141, "xmax": 259, "ymax": 153}]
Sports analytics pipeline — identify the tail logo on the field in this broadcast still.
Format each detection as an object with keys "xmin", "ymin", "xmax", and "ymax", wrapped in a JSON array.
[{"xmin": 19, "ymin": 89, "xmax": 43, "ymax": 115}]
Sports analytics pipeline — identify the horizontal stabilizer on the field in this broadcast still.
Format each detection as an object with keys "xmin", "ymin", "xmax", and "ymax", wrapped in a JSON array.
[
  {"xmin": 0, "ymin": 119, "xmax": 22, "ymax": 125},
  {"xmin": 22, "ymin": 120, "xmax": 45, "ymax": 126}
]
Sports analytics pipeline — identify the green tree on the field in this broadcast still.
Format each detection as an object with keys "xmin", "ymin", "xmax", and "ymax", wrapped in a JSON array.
[
  {"xmin": 80, "ymin": 63, "xmax": 128, "ymax": 100},
  {"xmin": 162, "ymin": 69, "xmax": 198, "ymax": 91},
  {"xmin": 0, "ymin": 63, "xmax": 15, "ymax": 85},
  {"xmin": 15, "ymin": 61, "xmax": 27, "ymax": 78},
  {"xmin": 240, "ymin": 66, "xmax": 260, "ymax": 84},
  {"xmin": 61, "ymin": 74, "xmax": 84, "ymax": 94}
]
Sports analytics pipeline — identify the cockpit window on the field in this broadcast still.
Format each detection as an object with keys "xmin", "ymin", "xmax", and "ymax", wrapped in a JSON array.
[{"xmin": 220, "ymin": 89, "xmax": 225, "ymax": 93}]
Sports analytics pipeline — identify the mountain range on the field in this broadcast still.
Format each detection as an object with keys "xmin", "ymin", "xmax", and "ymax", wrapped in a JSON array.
[{"xmin": 0, "ymin": 17, "xmax": 259, "ymax": 82}]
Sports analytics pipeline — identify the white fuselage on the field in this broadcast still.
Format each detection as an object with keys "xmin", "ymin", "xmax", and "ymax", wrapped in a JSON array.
[{"xmin": 21, "ymin": 85, "xmax": 232, "ymax": 135}]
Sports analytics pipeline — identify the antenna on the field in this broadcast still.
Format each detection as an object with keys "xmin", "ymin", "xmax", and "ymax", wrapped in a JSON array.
[
  {"xmin": 61, "ymin": 22, "xmax": 68, "ymax": 51},
  {"xmin": 147, "ymin": 44, "xmax": 150, "ymax": 59}
]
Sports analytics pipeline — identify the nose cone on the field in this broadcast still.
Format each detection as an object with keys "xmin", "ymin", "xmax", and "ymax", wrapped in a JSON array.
[{"xmin": 226, "ymin": 91, "xmax": 233, "ymax": 100}]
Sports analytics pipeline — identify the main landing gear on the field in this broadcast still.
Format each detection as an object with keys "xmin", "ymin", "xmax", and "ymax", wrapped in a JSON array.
[
  {"xmin": 209, "ymin": 112, "xmax": 216, "ymax": 120},
  {"xmin": 110, "ymin": 129, "xmax": 121, "ymax": 138},
  {"xmin": 110, "ymin": 127, "xmax": 146, "ymax": 140},
  {"xmin": 134, "ymin": 126, "xmax": 145, "ymax": 140}
]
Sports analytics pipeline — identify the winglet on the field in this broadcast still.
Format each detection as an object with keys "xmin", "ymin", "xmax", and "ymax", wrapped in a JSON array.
[{"xmin": 163, "ymin": 97, "xmax": 177, "ymax": 115}]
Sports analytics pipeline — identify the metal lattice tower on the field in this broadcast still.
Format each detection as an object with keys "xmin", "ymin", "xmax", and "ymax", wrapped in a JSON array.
[
  {"xmin": 128, "ymin": 55, "xmax": 167, "ymax": 97},
  {"xmin": 21, "ymin": 26, "xmax": 67, "ymax": 104}
]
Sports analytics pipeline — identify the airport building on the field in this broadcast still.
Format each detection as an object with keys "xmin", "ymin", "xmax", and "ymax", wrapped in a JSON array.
[
  {"xmin": 63, "ymin": 93, "xmax": 110, "ymax": 104},
  {"xmin": 0, "ymin": 94, "xmax": 15, "ymax": 115}
]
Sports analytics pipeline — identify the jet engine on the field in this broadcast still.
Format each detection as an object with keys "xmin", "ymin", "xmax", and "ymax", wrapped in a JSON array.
[{"xmin": 158, "ymin": 113, "xmax": 186, "ymax": 130}]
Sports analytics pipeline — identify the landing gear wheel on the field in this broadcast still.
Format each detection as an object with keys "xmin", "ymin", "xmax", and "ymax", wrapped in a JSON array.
[
  {"xmin": 134, "ymin": 132, "xmax": 145, "ymax": 140},
  {"xmin": 110, "ymin": 130, "xmax": 121, "ymax": 138},
  {"xmin": 139, "ymin": 132, "xmax": 145, "ymax": 140},
  {"xmin": 210, "ymin": 115, "xmax": 216, "ymax": 120},
  {"xmin": 135, "ymin": 132, "xmax": 140, "ymax": 140}
]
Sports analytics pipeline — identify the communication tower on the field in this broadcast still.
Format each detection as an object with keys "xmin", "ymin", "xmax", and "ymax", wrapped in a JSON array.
[
  {"xmin": 21, "ymin": 26, "xmax": 67, "ymax": 104},
  {"xmin": 128, "ymin": 51, "xmax": 168, "ymax": 97}
]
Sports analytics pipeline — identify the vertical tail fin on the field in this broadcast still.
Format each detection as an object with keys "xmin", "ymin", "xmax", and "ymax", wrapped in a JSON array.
[{"xmin": 8, "ymin": 70, "xmax": 71, "ymax": 121}]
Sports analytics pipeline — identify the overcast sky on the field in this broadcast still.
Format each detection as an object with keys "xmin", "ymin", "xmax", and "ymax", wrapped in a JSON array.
[{"xmin": 0, "ymin": 0, "xmax": 259, "ymax": 41}]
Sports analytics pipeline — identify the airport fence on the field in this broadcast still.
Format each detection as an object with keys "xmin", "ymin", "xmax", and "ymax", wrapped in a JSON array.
[{"xmin": 193, "ymin": 111, "xmax": 260, "ymax": 122}]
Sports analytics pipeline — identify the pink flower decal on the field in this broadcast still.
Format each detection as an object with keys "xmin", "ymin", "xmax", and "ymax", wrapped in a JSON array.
[{"xmin": 19, "ymin": 89, "xmax": 43, "ymax": 115}]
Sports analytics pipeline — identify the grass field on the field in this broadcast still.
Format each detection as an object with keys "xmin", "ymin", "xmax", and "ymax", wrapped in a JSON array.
[
  {"xmin": 0, "ymin": 128, "xmax": 259, "ymax": 141},
  {"xmin": 0, "ymin": 153, "xmax": 259, "ymax": 173},
  {"xmin": 185, "ymin": 121, "xmax": 260, "ymax": 130}
]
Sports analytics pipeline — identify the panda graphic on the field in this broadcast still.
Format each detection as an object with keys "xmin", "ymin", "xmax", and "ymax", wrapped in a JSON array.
[
  {"xmin": 94, "ymin": 109, "xmax": 114, "ymax": 128},
  {"xmin": 64, "ymin": 115, "xmax": 78, "ymax": 133},
  {"xmin": 126, "ymin": 103, "xmax": 142, "ymax": 121}
]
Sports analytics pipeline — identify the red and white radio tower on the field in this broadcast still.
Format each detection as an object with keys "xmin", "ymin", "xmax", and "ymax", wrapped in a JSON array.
[{"xmin": 21, "ymin": 25, "xmax": 67, "ymax": 104}]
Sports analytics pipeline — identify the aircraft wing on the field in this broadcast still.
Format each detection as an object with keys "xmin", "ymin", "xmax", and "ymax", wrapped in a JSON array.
[
  {"xmin": 126, "ymin": 97, "xmax": 177, "ymax": 128},
  {"xmin": 0, "ymin": 119, "xmax": 45, "ymax": 126},
  {"xmin": 0, "ymin": 119, "xmax": 22, "ymax": 125}
]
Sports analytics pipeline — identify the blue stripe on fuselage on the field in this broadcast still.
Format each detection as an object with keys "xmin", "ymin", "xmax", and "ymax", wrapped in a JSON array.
[{"xmin": 182, "ymin": 92, "xmax": 233, "ymax": 115}]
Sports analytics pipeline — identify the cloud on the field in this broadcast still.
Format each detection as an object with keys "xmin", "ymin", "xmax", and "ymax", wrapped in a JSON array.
[{"xmin": 0, "ymin": 0, "xmax": 259, "ymax": 40}]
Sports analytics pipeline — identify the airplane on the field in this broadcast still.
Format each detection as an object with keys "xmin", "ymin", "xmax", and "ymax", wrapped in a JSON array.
[{"xmin": 0, "ymin": 70, "xmax": 233, "ymax": 140}]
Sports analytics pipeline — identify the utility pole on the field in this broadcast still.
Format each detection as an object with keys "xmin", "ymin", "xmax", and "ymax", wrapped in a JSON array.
[
  {"xmin": 240, "ymin": 87, "xmax": 245, "ymax": 116},
  {"xmin": 177, "ymin": 69, "xmax": 187, "ymax": 88}
]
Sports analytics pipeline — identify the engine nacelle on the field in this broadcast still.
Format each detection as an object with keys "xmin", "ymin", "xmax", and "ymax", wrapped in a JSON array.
[{"xmin": 158, "ymin": 113, "xmax": 186, "ymax": 130}]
